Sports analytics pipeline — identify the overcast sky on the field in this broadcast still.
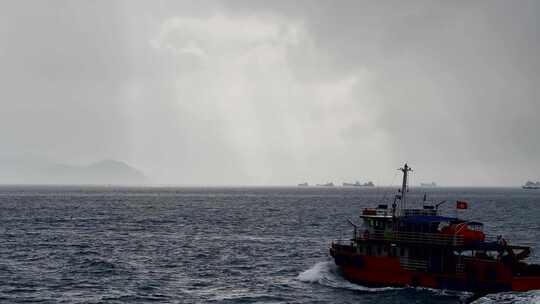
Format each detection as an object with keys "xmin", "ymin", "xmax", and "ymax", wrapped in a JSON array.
[{"xmin": 1, "ymin": 1, "xmax": 539, "ymax": 186}]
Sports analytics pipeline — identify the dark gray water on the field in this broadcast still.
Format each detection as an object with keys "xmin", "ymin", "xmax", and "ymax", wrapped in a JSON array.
[{"xmin": 0, "ymin": 186, "xmax": 539, "ymax": 303}]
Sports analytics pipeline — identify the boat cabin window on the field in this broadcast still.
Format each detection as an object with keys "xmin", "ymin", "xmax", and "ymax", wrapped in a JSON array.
[
  {"xmin": 487, "ymin": 251, "xmax": 499, "ymax": 259},
  {"xmin": 468, "ymin": 223, "xmax": 484, "ymax": 232},
  {"xmin": 456, "ymin": 250, "xmax": 476, "ymax": 257},
  {"xmin": 366, "ymin": 219, "xmax": 385, "ymax": 230},
  {"xmin": 366, "ymin": 219, "xmax": 374, "ymax": 228},
  {"xmin": 474, "ymin": 251, "xmax": 491, "ymax": 259},
  {"xmin": 399, "ymin": 221, "xmax": 441, "ymax": 233}
]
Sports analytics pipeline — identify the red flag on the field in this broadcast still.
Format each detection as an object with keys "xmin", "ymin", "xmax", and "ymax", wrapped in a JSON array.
[{"xmin": 456, "ymin": 200, "xmax": 468, "ymax": 209}]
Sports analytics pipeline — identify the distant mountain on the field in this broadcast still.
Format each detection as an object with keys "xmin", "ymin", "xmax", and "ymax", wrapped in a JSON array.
[{"xmin": 0, "ymin": 158, "xmax": 148, "ymax": 185}]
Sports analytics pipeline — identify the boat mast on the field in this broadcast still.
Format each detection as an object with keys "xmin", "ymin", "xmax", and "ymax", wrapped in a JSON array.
[{"xmin": 399, "ymin": 163, "xmax": 412, "ymax": 211}]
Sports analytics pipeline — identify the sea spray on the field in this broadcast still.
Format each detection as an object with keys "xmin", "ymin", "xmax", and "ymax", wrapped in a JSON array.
[
  {"xmin": 297, "ymin": 261, "xmax": 329, "ymax": 283},
  {"xmin": 297, "ymin": 261, "xmax": 399, "ymax": 292}
]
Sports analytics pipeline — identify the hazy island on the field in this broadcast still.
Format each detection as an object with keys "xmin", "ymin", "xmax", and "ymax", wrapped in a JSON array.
[{"xmin": 0, "ymin": 158, "xmax": 148, "ymax": 185}]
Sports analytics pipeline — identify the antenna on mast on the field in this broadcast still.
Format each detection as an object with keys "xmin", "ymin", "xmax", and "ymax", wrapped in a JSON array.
[{"xmin": 398, "ymin": 163, "xmax": 413, "ymax": 212}]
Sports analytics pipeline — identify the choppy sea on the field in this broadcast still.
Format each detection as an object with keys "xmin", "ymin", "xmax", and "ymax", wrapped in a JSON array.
[{"xmin": 0, "ymin": 186, "xmax": 539, "ymax": 303}]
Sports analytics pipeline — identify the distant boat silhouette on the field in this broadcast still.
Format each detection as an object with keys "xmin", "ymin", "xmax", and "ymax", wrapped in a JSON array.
[
  {"xmin": 420, "ymin": 182, "xmax": 437, "ymax": 188},
  {"xmin": 316, "ymin": 182, "xmax": 335, "ymax": 187},
  {"xmin": 297, "ymin": 182, "xmax": 309, "ymax": 187},
  {"xmin": 343, "ymin": 181, "xmax": 374, "ymax": 187},
  {"xmin": 522, "ymin": 181, "xmax": 540, "ymax": 189}
]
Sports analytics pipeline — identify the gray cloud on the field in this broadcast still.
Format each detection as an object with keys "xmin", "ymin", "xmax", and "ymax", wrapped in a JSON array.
[
  {"xmin": 0, "ymin": 1, "xmax": 131, "ymax": 163},
  {"xmin": 0, "ymin": 1, "xmax": 538, "ymax": 185}
]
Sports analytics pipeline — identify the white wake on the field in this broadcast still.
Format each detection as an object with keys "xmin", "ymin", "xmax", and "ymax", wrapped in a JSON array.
[{"xmin": 297, "ymin": 261, "xmax": 399, "ymax": 292}]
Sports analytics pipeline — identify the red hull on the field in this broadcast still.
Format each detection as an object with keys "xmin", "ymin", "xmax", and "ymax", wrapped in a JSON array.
[{"xmin": 331, "ymin": 250, "xmax": 540, "ymax": 293}]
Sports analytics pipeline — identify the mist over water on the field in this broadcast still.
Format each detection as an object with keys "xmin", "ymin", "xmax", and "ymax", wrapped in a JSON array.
[{"xmin": 0, "ymin": 186, "xmax": 538, "ymax": 303}]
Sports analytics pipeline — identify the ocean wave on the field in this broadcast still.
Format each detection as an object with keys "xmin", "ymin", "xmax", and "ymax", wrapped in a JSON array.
[
  {"xmin": 67, "ymin": 257, "xmax": 125, "ymax": 276},
  {"xmin": 297, "ymin": 261, "xmax": 400, "ymax": 292},
  {"xmin": 472, "ymin": 290, "xmax": 540, "ymax": 304},
  {"xmin": 411, "ymin": 286, "xmax": 473, "ymax": 302}
]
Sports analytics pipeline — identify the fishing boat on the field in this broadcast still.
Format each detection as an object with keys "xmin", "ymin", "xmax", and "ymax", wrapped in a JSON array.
[{"xmin": 330, "ymin": 163, "xmax": 540, "ymax": 296}]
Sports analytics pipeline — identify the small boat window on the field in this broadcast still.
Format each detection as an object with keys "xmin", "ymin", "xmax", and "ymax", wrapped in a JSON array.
[
  {"xmin": 462, "ymin": 250, "xmax": 474, "ymax": 257},
  {"xmin": 373, "ymin": 220, "xmax": 384, "ymax": 230},
  {"xmin": 475, "ymin": 251, "xmax": 490, "ymax": 259},
  {"xmin": 487, "ymin": 251, "xmax": 498, "ymax": 259}
]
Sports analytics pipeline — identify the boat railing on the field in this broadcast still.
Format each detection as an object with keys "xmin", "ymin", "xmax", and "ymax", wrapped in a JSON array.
[
  {"xmin": 401, "ymin": 208, "xmax": 438, "ymax": 217},
  {"xmin": 468, "ymin": 234, "xmax": 518, "ymax": 246},
  {"xmin": 361, "ymin": 208, "xmax": 391, "ymax": 217},
  {"xmin": 400, "ymin": 258, "xmax": 466, "ymax": 273},
  {"xmin": 483, "ymin": 235, "xmax": 503, "ymax": 243},
  {"xmin": 341, "ymin": 230, "xmax": 516, "ymax": 248},
  {"xmin": 331, "ymin": 240, "xmax": 356, "ymax": 252},
  {"xmin": 399, "ymin": 257, "xmax": 428, "ymax": 271},
  {"xmin": 332, "ymin": 239, "xmax": 351, "ymax": 245},
  {"xmin": 364, "ymin": 230, "xmax": 464, "ymax": 246}
]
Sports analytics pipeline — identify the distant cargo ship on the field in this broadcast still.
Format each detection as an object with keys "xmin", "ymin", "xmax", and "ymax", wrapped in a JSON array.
[
  {"xmin": 317, "ymin": 182, "xmax": 335, "ymax": 187},
  {"xmin": 297, "ymin": 182, "xmax": 309, "ymax": 187},
  {"xmin": 343, "ymin": 181, "xmax": 375, "ymax": 187},
  {"xmin": 420, "ymin": 182, "xmax": 437, "ymax": 188},
  {"xmin": 522, "ymin": 181, "xmax": 540, "ymax": 189}
]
